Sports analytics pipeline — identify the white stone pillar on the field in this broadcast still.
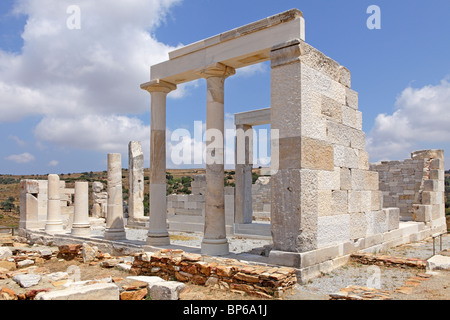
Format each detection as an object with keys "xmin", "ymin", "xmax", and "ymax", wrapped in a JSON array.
[
  {"xmin": 71, "ymin": 181, "xmax": 91, "ymax": 237},
  {"xmin": 19, "ymin": 180, "xmax": 40, "ymax": 231},
  {"xmin": 127, "ymin": 141, "xmax": 146, "ymax": 226},
  {"xmin": 141, "ymin": 79, "xmax": 177, "ymax": 246},
  {"xmin": 235, "ymin": 124, "xmax": 254, "ymax": 224},
  {"xmin": 104, "ymin": 153, "xmax": 126, "ymax": 240},
  {"xmin": 196, "ymin": 63, "xmax": 235, "ymax": 256},
  {"xmin": 45, "ymin": 174, "xmax": 64, "ymax": 234}
]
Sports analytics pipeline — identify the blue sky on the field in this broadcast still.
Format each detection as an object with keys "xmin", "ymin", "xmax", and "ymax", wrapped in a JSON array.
[{"xmin": 0, "ymin": 0, "xmax": 450, "ymax": 174}]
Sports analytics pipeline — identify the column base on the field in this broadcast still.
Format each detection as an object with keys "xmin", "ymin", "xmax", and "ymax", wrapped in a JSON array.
[
  {"xmin": 104, "ymin": 228, "xmax": 126, "ymax": 240},
  {"xmin": 201, "ymin": 238, "xmax": 229, "ymax": 256},
  {"xmin": 45, "ymin": 222, "xmax": 64, "ymax": 235},
  {"xmin": 71, "ymin": 224, "xmax": 92, "ymax": 237},
  {"xmin": 146, "ymin": 233, "xmax": 170, "ymax": 246}
]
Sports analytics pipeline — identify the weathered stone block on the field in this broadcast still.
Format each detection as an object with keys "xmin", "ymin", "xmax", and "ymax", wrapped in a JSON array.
[
  {"xmin": 364, "ymin": 171, "xmax": 379, "ymax": 191},
  {"xmin": 302, "ymin": 113, "xmax": 327, "ymax": 141},
  {"xmin": 345, "ymin": 87, "xmax": 358, "ymax": 110},
  {"xmin": 327, "ymin": 121, "xmax": 351, "ymax": 147},
  {"xmin": 318, "ymin": 168, "xmax": 340, "ymax": 190},
  {"xmin": 317, "ymin": 214, "xmax": 350, "ymax": 246},
  {"xmin": 432, "ymin": 204, "xmax": 444, "ymax": 220},
  {"xmin": 271, "ymin": 169, "xmax": 301, "ymax": 252},
  {"xmin": 413, "ymin": 204, "xmax": 432, "ymax": 222},
  {"xmin": 371, "ymin": 191, "xmax": 382, "ymax": 211},
  {"xmin": 318, "ymin": 190, "xmax": 332, "ymax": 217},
  {"xmin": 334, "ymin": 146, "xmax": 359, "ymax": 169},
  {"xmin": 268, "ymin": 250, "xmax": 301, "ymax": 268},
  {"xmin": 430, "ymin": 169, "xmax": 444, "ymax": 181},
  {"xmin": 411, "ymin": 149, "xmax": 444, "ymax": 160},
  {"xmin": 340, "ymin": 168, "xmax": 351, "ymax": 190},
  {"xmin": 359, "ymin": 151, "xmax": 370, "ymax": 170},
  {"xmin": 349, "ymin": 212, "xmax": 367, "ymax": 239},
  {"xmin": 278, "ymin": 136, "xmax": 301, "ymax": 169},
  {"xmin": 338, "ymin": 66, "xmax": 351, "ymax": 88},
  {"xmin": 430, "ymin": 158, "xmax": 444, "ymax": 170},
  {"xmin": 347, "ymin": 191, "xmax": 361, "ymax": 213},
  {"xmin": 351, "ymin": 169, "xmax": 365, "ymax": 191},
  {"xmin": 149, "ymin": 281, "xmax": 186, "ymax": 300},
  {"xmin": 36, "ymin": 283, "xmax": 119, "ymax": 300},
  {"xmin": 20, "ymin": 180, "xmax": 40, "ymax": 194},
  {"xmin": 321, "ymin": 95, "xmax": 342, "ymax": 123},
  {"xmin": 360, "ymin": 191, "xmax": 372, "ymax": 213},
  {"xmin": 422, "ymin": 191, "xmax": 437, "ymax": 205},
  {"xmin": 424, "ymin": 179, "xmax": 438, "ymax": 192},
  {"xmin": 301, "ymin": 137, "xmax": 334, "ymax": 171},
  {"xmin": 331, "ymin": 190, "xmax": 348, "ymax": 215}
]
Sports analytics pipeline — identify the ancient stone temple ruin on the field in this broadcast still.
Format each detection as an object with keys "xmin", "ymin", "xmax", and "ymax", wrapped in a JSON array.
[{"xmin": 18, "ymin": 9, "xmax": 447, "ymax": 283}]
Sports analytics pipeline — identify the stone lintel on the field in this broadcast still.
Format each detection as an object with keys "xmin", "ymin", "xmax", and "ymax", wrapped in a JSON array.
[
  {"xmin": 169, "ymin": 9, "xmax": 303, "ymax": 60},
  {"xmin": 150, "ymin": 11, "xmax": 304, "ymax": 84},
  {"xmin": 234, "ymin": 108, "xmax": 271, "ymax": 126}
]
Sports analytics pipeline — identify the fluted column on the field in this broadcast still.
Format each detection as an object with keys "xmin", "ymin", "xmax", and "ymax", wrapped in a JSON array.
[
  {"xmin": 196, "ymin": 63, "xmax": 235, "ymax": 256},
  {"xmin": 141, "ymin": 79, "xmax": 177, "ymax": 246},
  {"xmin": 71, "ymin": 181, "xmax": 91, "ymax": 237},
  {"xmin": 45, "ymin": 174, "xmax": 64, "ymax": 234},
  {"xmin": 104, "ymin": 153, "xmax": 126, "ymax": 240}
]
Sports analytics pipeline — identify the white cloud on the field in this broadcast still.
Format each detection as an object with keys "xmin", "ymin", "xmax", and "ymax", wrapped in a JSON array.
[
  {"xmin": 5, "ymin": 152, "xmax": 35, "ymax": 163},
  {"xmin": 367, "ymin": 78, "xmax": 450, "ymax": 161},
  {"xmin": 0, "ymin": 0, "xmax": 182, "ymax": 155},
  {"xmin": 48, "ymin": 160, "xmax": 59, "ymax": 167},
  {"xmin": 8, "ymin": 135, "xmax": 26, "ymax": 146},
  {"xmin": 34, "ymin": 114, "xmax": 150, "ymax": 154}
]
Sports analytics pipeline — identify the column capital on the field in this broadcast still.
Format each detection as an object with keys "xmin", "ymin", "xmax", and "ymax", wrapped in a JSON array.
[
  {"xmin": 196, "ymin": 62, "xmax": 236, "ymax": 79},
  {"xmin": 141, "ymin": 79, "xmax": 177, "ymax": 94}
]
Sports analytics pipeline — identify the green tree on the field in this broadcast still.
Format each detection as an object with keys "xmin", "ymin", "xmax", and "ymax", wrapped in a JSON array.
[{"xmin": 1, "ymin": 196, "xmax": 15, "ymax": 212}]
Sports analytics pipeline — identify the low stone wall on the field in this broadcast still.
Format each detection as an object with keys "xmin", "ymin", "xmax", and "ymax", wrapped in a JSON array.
[
  {"xmin": 350, "ymin": 252, "xmax": 427, "ymax": 269},
  {"xmin": 130, "ymin": 249, "xmax": 297, "ymax": 299},
  {"xmin": 370, "ymin": 150, "xmax": 446, "ymax": 229},
  {"xmin": 167, "ymin": 187, "xmax": 235, "ymax": 234}
]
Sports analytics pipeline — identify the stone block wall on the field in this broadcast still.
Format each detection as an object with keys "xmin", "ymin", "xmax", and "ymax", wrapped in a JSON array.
[
  {"xmin": 167, "ymin": 186, "xmax": 235, "ymax": 234},
  {"xmin": 370, "ymin": 159, "xmax": 426, "ymax": 220},
  {"xmin": 370, "ymin": 150, "xmax": 447, "ymax": 233},
  {"xmin": 269, "ymin": 39, "xmax": 390, "ymax": 253},
  {"xmin": 167, "ymin": 194, "xmax": 206, "ymax": 217}
]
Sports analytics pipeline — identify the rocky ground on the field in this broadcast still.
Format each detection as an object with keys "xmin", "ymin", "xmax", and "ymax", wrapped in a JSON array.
[{"xmin": 0, "ymin": 233, "xmax": 449, "ymax": 300}]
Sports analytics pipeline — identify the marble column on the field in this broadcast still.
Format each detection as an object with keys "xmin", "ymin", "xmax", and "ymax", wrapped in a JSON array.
[
  {"xmin": 45, "ymin": 174, "xmax": 64, "ymax": 234},
  {"xmin": 196, "ymin": 63, "xmax": 235, "ymax": 256},
  {"xmin": 104, "ymin": 153, "xmax": 126, "ymax": 240},
  {"xmin": 141, "ymin": 79, "xmax": 177, "ymax": 246},
  {"xmin": 71, "ymin": 181, "xmax": 91, "ymax": 237},
  {"xmin": 234, "ymin": 124, "xmax": 253, "ymax": 224},
  {"xmin": 128, "ymin": 141, "xmax": 145, "ymax": 226}
]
